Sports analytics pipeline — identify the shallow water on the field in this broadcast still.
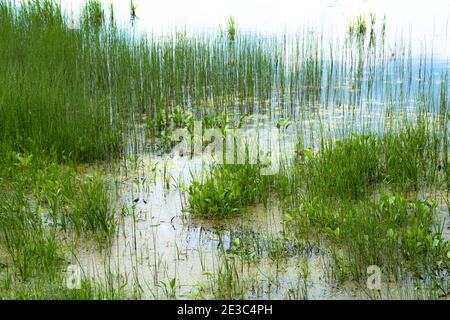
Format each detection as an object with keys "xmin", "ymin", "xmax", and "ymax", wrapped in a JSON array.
[
  {"xmin": 75, "ymin": 149, "xmax": 353, "ymax": 299},
  {"xmin": 53, "ymin": 0, "xmax": 450, "ymax": 299},
  {"xmin": 72, "ymin": 114, "xmax": 449, "ymax": 299}
]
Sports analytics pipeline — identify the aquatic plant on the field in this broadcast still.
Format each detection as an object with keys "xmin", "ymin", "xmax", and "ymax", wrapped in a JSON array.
[
  {"xmin": 188, "ymin": 163, "xmax": 272, "ymax": 218},
  {"xmin": 0, "ymin": 0, "xmax": 449, "ymax": 300}
]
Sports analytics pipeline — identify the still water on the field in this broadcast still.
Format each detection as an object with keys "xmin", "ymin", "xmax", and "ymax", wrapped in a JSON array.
[{"xmin": 51, "ymin": 0, "xmax": 450, "ymax": 299}]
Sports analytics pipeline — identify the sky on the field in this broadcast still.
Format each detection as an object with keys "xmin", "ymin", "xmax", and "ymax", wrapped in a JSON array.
[{"xmin": 60, "ymin": 0, "xmax": 450, "ymax": 58}]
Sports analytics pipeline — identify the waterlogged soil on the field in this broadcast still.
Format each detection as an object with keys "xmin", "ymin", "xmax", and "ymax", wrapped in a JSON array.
[
  {"xmin": 74, "ymin": 152, "xmax": 351, "ymax": 299},
  {"xmin": 74, "ymin": 117, "xmax": 449, "ymax": 299}
]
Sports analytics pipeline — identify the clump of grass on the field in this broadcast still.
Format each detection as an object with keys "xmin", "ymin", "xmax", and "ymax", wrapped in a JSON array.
[
  {"xmin": 285, "ymin": 194, "xmax": 449, "ymax": 284},
  {"xmin": 279, "ymin": 125, "xmax": 450, "ymax": 293},
  {"xmin": 82, "ymin": 0, "xmax": 104, "ymax": 30},
  {"xmin": 304, "ymin": 133, "xmax": 382, "ymax": 200},
  {"xmin": 383, "ymin": 125, "xmax": 440, "ymax": 192},
  {"xmin": 0, "ymin": 268, "xmax": 140, "ymax": 299},
  {"xmin": 296, "ymin": 126, "xmax": 445, "ymax": 201},
  {"xmin": 73, "ymin": 174, "xmax": 115, "ymax": 243},
  {"xmin": 0, "ymin": 147, "xmax": 115, "ymax": 244},
  {"xmin": 439, "ymin": 76, "xmax": 450, "ymax": 191},
  {"xmin": 0, "ymin": 0, "xmax": 121, "ymax": 162},
  {"xmin": 0, "ymin": 145, "xmax": 119, "ymax": 296},
  {"xmin": 212, "ymin": 256, "xmax": 245, "ymax": 299},
  {"xmin": 0, "ymin": 192, "xmax": 63, "ymax": 281},
  {"xmin": 347, "ymin": 14, "xmax": 367, "ymax": 38},
  {"xmin": 188, "ymin": 164, "xmax": 272, "ymax": 218}
]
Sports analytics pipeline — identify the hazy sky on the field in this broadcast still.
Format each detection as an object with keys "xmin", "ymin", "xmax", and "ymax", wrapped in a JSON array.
[{"xmin": 60, "ymin": 0, "xmax": 450, "ymax": 58}]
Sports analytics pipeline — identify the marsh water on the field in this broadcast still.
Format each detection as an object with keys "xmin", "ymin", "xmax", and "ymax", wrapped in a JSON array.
[
  {"xmin": 76, "ymin": 88, "xmax": 450, "ymax": 299},
  {"xmin": 55, "ymin": 0, "xmax": 450, "ymax": 299},
  {"xmin": 76, "ymin": 113, "xmax": 450, "ymax": 299}
]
